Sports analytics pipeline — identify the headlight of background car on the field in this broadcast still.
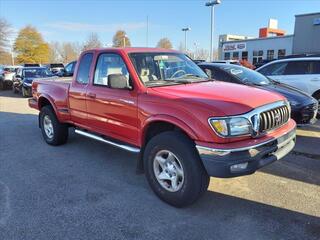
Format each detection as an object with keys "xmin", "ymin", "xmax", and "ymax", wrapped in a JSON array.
[{"xmin": 209, "ymin": 117, "xmax": 252, "ymax": 137}]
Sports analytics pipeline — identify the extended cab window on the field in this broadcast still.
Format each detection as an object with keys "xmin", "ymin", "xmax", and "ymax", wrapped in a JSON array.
[
  {"xmin": 76, "ymin": 53, "xmax": 93, "ymax": 84},
  {"xmin": 94, "ymin": 53, "xmax": 129, "ymax": 86}
]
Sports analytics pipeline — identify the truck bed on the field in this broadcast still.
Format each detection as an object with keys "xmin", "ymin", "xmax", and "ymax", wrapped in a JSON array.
[{"xmin": 32, "ymin": 76, "xmax": 72, "ymax": 122}]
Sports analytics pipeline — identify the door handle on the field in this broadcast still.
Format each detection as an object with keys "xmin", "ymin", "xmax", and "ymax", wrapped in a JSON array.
[{"xmin": 87, "ymin": 92, "xmax": 96, "ymax": 98}]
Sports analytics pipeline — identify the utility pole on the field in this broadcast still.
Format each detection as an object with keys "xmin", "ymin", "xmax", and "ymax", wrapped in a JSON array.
[
  {"xmin": 146, "ymin": 16, "xmax": 149, "ymax": 47},
  {"xmin": 182, "ymin": 27, "xmax": 191, "ymax": 52}
]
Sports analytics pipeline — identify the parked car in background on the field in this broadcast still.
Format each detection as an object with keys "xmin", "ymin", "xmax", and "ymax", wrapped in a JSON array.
[
  {"xmin": 192, "ymin": 59, "xmax": 206, "ymax": 64},
  {"xmin": 45, "ymin": 63, "xmax": 65, "ymax": 75},
  {"xmin": 13, "ymin": 67, "xmax": 55, "ymax": 97},
  {"xmin": 0, "ymin": 66, "xmax": 22, "ymax": 89},
  {"xmin": 29, "ymin": 48, "xmax": 296, "ymax": 207},
  {"xmin": 23, "ymin": 63, "xmax": 40, "ymax": 67},
  {"xmin": 199, "ymin": 63, "xmax": 318, "ymax": 124},
  {"xmin": 211, "ymin": 60, "xmax": 241, "ymax": 65},
  {"xmin": 59, "ymin": 60, "xmax": 77, "ymax": 77},
  {"xmin": 0, "ymin": 66, "xmax": 21, "ymax": 90},
  {"xmin": 0, "ymin": 67, "xmax": 5, "ymax": 90},
  {"xmin": 256, "ymin": 57, "xmax": 320, "ymax": 113}
]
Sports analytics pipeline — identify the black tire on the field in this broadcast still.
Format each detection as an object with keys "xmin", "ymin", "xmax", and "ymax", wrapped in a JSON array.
[
  {"xmin": 22, "ymin": 87, "xmax": 27, "ymax": 97},
  {"xmin": 143, "ymin": 131, "xmax": 209, "ymax": 207},
  {"xmin": 12, "ymin": 85, "xmax": 18, "ymax": 94},
  {"xmin": 0, "ymin": 81, "xmax": 4, "ymax": 90},
  {"xmin": 39, "ymin": 106, "xmax": 69, "ymax": 146}
]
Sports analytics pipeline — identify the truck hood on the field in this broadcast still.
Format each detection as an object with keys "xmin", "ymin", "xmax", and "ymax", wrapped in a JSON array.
[{"xmin": 151, "ymin": 81, "xmax": 285, "ymax": 116}]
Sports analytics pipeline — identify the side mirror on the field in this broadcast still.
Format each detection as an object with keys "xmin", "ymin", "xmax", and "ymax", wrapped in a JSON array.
[{"xmin": 108, "ymin": 74, "xmax": 131, "ymax": 89}]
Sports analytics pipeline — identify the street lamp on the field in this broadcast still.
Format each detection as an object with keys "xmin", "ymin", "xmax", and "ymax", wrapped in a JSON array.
[
  {"xmin": 205, "ymin": 0, "xmax": 221, "ymax": 61},
  {"xmin": 182, "ymin": 27, "xmax": 191, "ymax": 52},
  {"xmin": 123, "ymin": 34, "xmax": 128, "ymax": 47}
]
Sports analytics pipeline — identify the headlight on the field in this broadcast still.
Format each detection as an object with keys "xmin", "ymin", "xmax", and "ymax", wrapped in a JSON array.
[{"xmin": 209, "ymin": 117, "xmax": 252, "ymax": 137}]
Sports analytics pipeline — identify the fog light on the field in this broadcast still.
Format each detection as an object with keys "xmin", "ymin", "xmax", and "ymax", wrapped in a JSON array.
[{"xmin": 230, "ymin": 162, "xmax": 248, "ymax": 172}]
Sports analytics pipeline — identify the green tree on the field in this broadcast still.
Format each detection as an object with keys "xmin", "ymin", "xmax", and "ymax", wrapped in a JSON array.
[
  {"xmin": 14, "ymin": 25, "xmax": 49, "ymax": 64},
  {"xmin": 156, "ymin": 38, "xmax": 173, "ymax": 49},
  {"xmin": 112, "ymin": 30, "xmax": 131, "ymax": 47}
]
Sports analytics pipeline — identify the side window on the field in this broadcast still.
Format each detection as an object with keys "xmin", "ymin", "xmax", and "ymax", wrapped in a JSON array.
[
  {"xmin": 94, "ymin": 53, "xmax": 129, "ymax": 86},
  {"xmin": 76, "ymin": 53, "xmax": 93, "ymax": 84},
  {"xmin": 214, "ymin": 69, "xmax": 235, "ymax": 82},
  {"xmin": 258, "ymin": 62, "xmax": 288, "ymax": 76},
  {"xmin": 310, "ymin": 61, "xmax": 320, "ymax": 74},
  {"xmin": 65, "ymin": 62, "xmax": 72, "ymax": 72},
  {"xmin": 203, "ymin": 68, "xmax": 212, "ymax": 79},
  {"xmin": 284, "ymin": 61, "xmax": 310, "ymax": 75}
]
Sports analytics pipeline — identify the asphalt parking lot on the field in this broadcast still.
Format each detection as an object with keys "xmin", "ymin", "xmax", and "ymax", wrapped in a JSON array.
[{"xmin": 0, "ymin": 90, "xmax": 319, "ymax": 240}]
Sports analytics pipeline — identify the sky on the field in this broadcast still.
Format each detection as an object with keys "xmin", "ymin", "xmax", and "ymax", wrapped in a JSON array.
[{"xmin": 1, "ymin": 0, "xmax": 320, "ymax": 52}]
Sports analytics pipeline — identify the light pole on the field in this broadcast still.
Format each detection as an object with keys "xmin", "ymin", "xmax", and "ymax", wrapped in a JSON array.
[
  {"xmin": 205, "ymin": 0, "xmax": 221, "ymax": 61},
  {"xmin": 123, "ymin": 34, "xmax": 128, "ymax": 47},
  {"xmin": 182, "ymin": 27, "xmax": 191, "ymax": 52}
]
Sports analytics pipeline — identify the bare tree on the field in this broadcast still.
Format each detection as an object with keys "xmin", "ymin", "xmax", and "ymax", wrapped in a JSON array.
[
  {"xmin": 0, "ymin": 18, "xmax": 11, "ymax": 52},
  {"xmin": 82, "ymin": 32, "xmax": 102, "ymax": 51},
  {"xmin": 60, "ymin": 42, "xmax": 80, "ymax": 63},
  {"xmin": 156, "ymin": 38, "xmax": 173, "ymax": 49},
  {"xmin": 112, "ymin": 30, "xmax": 131, "ymax": 47}
]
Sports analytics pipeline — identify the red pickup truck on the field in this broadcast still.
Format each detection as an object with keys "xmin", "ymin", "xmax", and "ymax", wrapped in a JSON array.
[{"xmin": 29, "ymin": 48, "xmax": 296, "ymax": 207}]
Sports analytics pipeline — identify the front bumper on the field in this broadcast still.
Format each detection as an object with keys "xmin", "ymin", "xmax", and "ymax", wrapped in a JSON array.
[
  {"xmin": 292, "ymin": 102, "xmax": 318, "ymax": 125},
  {"xmin": 196, "ymin": 128, "xmax": 296, "ymax": 178}
]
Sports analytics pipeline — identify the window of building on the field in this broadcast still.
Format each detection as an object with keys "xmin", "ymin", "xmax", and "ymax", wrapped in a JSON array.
[
  {"xmin": 267, "ymin": 50, "xmax": 274, "ymax": 60},
  {"xmin": 224, "ymin": 52, "xmax": 231, "ymax": 60},
  {"xmin": 278, "ymin": 49, "xmax": 286, "ymax": 59},
  {"xmin": 241, "ymin": 51, "xmax": 248, "ymax": 61},
  {"xmin": 253, "ymin": 50, "xmax": 263, "ymax": 64},
  {"xmin": 232, "ymin": 52, "xmax": 239, "ymax": 60}
]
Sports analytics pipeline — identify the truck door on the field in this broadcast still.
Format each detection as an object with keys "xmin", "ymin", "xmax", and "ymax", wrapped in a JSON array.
[
  {"xmin": 86, "ymin": 52, "xmax": 139, "ymax": 146},
  {"xmin": 69, "ymin": 52, "xmax": 94, "ymax": 128}
]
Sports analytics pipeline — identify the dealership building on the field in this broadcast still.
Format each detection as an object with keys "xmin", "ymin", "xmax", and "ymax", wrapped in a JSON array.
[{"xmin": 218, "ymin": 12, "xmax": 320, "ymax": 64}]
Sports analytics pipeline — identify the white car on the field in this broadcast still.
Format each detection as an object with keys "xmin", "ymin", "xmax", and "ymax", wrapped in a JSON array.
[{"xmin": 256, "ymin": 58, "xmax": 320, "ymax": 108}]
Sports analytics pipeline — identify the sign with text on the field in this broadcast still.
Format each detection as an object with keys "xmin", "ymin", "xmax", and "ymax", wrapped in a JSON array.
[{"xmin": 223, "ymin": 42, "xmax": 246, "ymax": 52}]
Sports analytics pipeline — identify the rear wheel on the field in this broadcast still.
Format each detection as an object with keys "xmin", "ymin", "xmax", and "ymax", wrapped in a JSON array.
[
  {"xmin": 22, "ymin": 87, "xmax": 28, "ymax": 97},
  {"xmin": 0, "ymin": 81, "xmax": 4, "ymax": 90},
  {"xmin": 12, "ymin": 85, "xmax": 18, "ymax": 94},
  {"xmin": 144, "ymin": 131, "xmax": 209, "ymax": 207},
  {"xmin": 39, "ymin": 106, "xmax": 69, "ymax": 145}
]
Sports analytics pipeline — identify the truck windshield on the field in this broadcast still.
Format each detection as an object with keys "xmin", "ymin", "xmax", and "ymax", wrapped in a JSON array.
[{"xmin": 130, "ymin": 53, "xmax": 209, "ymax": 87}]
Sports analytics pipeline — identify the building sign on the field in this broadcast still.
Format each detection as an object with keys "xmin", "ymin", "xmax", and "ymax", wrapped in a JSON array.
[
  {"xmin": 223, "ymin": 42, "xmax": 246, "ymax": 52},
  {"xmin": 313, "ymin": 18, "xmax": 320, "ymax": 25}
]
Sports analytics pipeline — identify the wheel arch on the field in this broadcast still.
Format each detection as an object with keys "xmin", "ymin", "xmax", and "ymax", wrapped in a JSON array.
[{"xmin": 136, "ymin": 116, "xmax": 199, "ymax": 173}]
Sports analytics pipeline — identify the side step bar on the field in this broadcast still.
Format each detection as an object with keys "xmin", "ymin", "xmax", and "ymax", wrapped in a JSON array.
[{"xmin": 75, "ymin": 129, "xmax": 140, "ymax": 153}]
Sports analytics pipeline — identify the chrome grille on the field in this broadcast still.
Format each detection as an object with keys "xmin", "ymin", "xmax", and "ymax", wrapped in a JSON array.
[{"xmin": 259, "ymin": 105, "xmax": 290, "ymax": 133}]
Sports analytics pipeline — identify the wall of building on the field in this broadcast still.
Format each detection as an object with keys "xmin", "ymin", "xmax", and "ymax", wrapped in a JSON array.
[
  {"xmin": 293, "ymin": 13, "xmax": 320, "ymax": 54},
  {"xmin": 221, "ymin": 35, "xmax": 293, "ymax": 64}
]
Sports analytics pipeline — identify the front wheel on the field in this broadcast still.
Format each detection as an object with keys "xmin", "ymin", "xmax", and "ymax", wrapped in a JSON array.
[
  {"xmin": 39, "ymin": 106, "xmax": 69, "ymax": 146},
  {"xmin": 144, "ymin": 131, "xmax": 209, "ymax": 207}
]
